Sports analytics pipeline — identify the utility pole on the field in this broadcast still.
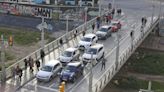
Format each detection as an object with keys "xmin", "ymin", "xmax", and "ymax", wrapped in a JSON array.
[
  {"xmin": 66, "ymin": 15, "xmax": 69, "ymax": 42},
  {"xmin": 98, "ymin": 0, "xmax": 101, "ymax": 17},
  {"xmin": 0, "ymin": 35, "xmax": 6, "ymax": 84},
  {"xmin": 84, "ymin": 7, "xmax": 88, "ymax": 31},
  {"xmin": 115, "ymin": 31, "xmax": 119, "ymax": 70},
  {"xmin": 89, "ymin": 52, "xmax": 93, "ymax": 92},
  {"xmin": 41, "ymin": 16, "xmax": 45, "ymax": 49},
  {"xmin": 151, "ymin": 0, "xmax": 155, "ymax": 24},
  {"xmin": 112, "ymin": 0, "xmax": 115, "ymax": 9}
]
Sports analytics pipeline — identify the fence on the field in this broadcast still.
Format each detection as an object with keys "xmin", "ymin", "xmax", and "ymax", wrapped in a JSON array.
[{"xmin": 91, "ymin": 17, "xmax": 159, "ymax": 92}]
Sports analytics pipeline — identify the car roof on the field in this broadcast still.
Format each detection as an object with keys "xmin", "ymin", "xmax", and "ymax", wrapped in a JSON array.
[
  {"xmin": 90, "ymin": 44, "xmax": 104, "ymax": 49},
  {"xmin": 111, "ymin": 20, "xmax": 119, "ymax": 24},
  {"xmin": 66, "ymin": 47, "xmax": 77, "ymax": 52},
  {"xmin": 101, "ymin": 25, "xmax": 111, "ymax": 28},
  {"xmin": 45, "ymin": 60, "xmax": 60, "ymax": 66},
  {"xmin": 84, "ymin": 33, "xmax": 96, "ymax": 38},
  {"xmin": 68, "ymin": 62, "xmax": 81, "ymax": 67}
]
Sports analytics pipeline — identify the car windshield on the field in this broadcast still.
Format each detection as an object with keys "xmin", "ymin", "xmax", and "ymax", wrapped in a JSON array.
[
  {"xmin": 64, "ymin": 65, "xmax": 76, "ymax": 72},
  {"xmin": 62, "ymin": 51, "xmax": 72, "ymax": 57},
  {"xmin": 86, "ymin": 48, "xmax": 97, "ymax": 54},
  {"xmin": 99, "ymin": 28, "xmax": 108, "ymax": 32},
  {"xmin": 81, "ymin": 37, "xmax": 91, "ymax": 42},
  {"xmin": 41, "ymin": 66, "xmax": 52, "ymax": 72},
  {"xmin": 112, "ymin": 22, "xmax": 117, "ymax": 26}
]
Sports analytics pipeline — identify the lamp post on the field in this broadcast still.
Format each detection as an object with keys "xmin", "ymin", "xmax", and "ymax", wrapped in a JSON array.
[
  {"xmin": 84, "ymin": 7, "xmax": 88, "ymax": 31},
  {"xmin": 0, "ymin": 35, "xmax": 6, "ymax": 84},
  {"xmin": 66, "ymin": 15, "xmax": 69, "ymax": 42},
  {"xmin": 41, "ymin": 17, "xmax": 45, "ymax": 49},
  {"xmin": 112, "ymin": 0, "xmax": 115, "ymax": 9},
  {"xmin": 89, "ymin": 52, "xmax": 93, "ymax": 92},
  {"xmin": 115, "ymin": 31, "xmax": 120, "ymax": 70},
  {"xmin": 98, "ymin": 0, "xmax": 102, "ymax": 17},
  {"xmin": 151, "ymin": 1, "xmax": 155, "ymax": 24}
]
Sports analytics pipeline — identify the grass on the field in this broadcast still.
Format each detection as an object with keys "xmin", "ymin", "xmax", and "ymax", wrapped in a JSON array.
[
  {"xmin": 0, "ymin": 27, "xmax": 52, "ymax": 45},
  {"xmin": 113, "ymin": 76, "xmax": 164, "ymax": 90},
  {"xmin": 127, "ymin": 48, "xmax": 164, "ymax": 75}
]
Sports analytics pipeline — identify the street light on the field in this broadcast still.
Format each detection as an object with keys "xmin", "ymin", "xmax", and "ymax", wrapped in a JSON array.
[
  {"xmin": 41, "ymin": 17, "xmax": 45, "ymax": 49},
  {"xmin": 151, "ymin": 0, "xmax": 155, "ymax": 24},
  {"xmin": 84, "ymin": 7, "xmax": 88, "ymax": 31},
  {"xmin": 0, "ymin": 35, "xmax": 6, "ymax": 84},
  {"xmin": 89, "ymin": 52, "xmax": 93, "ymax": 92},
  {"xmin": 66, "ymin": 15, "xmax": 69, "ymax": 42},
  {"xmin": 112, "ymin": 0, "xmax": 115, "ymax": 9},
  {"xmin": 98, "ymin": 0, "xmax": 102, "ymax": 17},
  {"xmin": 115, "ymin": 31, "xmax": 120, "ymax": 70}
]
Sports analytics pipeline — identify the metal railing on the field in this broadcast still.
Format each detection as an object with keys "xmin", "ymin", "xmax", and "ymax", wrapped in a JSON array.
[{"xmin": 91, "ymin": 17, "xmax": 159, "ymax": 92}]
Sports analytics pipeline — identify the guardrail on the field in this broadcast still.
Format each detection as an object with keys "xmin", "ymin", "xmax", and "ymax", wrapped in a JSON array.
[{"xmin": 92, "ymin": 17, "xmax": 159, "ymax": 92}]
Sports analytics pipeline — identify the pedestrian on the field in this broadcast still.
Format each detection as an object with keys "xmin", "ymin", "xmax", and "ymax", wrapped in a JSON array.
[
  {"xmin": 15, "ymin": 65, "xmax": 20, "ymax": 79},
  {"xmin": 59, "ymin": 38, "xmax": 64, "ymax": 51},
  {"xmin": 130, "ymin": 31, "xmax": 133, "ymax": 38},
  {"xmin": 29, "ymin": 56, "xmax": 34, "ymax": 73},
  {"xmin": 74, "ymin": 30, "xmax": 77, "ymax": 39},
  {"xmin": 18, "ymin": 68, "xmax": 23, "ymax": 81},
  {"xmin": 112, "ymin": 8, "xmax": 115, "ymax": 17},
  {"xmin": 106, "ymin": 16, "xmax": 109, "ymax": 24},
  {"xmin": 35, "ymin": 60, "xmax": 40, "ymax": 71},
  {"xmin": 141, "ymin": 17, "xmax": 144, "ymax": 26},
  {"xmin": 40, "ymin": 49, "xmax": 45, "ymax": 63},
  {"xmin": 144, "ymin": 17, "xmax": 147, "ymax": 26},
  {"xmin": 92, "ymin": 23, "xmax": 95, "ymax": 32},
  {"xmin": 97, "ymin": 21, "xmax": 100, "ymax": 29},
  {"xmin": 24, "ymin": 58, "xmax": 28, "ymax": 69},
  {"xmin": 82, "ymin": 30, "xmax": 86, "ymax": 36},
  {"xmin": 101, "ymin": 57, "xmax": 106, "ymax": 70}
]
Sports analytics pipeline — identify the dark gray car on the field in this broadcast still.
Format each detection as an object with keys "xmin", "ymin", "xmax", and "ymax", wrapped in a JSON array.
[{"xmin": 96, "ymin": 25, "xmax": 112, "ymax": 40}]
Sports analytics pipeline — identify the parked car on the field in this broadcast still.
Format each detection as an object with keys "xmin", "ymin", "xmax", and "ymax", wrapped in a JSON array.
[
  {"xmin": 82, "ymin": 44, "xmax": 105, "ymax": 64},
  {"xmin": 110, "ymin": 20, "xmax": 121, "ymax": 32},
  {"xmin": 36, "ymin": 60, "xmax": 62, "ymax": 82},
  {"xmin": 78, "ymin": 33, "xmax": 98, "ymax": 50},
  {"xmin": 59, "ymin": 47, "xmax": 80, "ymax": 64},
  {"xmin": 60, "ymin": 62, "xmax": 84, "ymax": 83},
  {"xmin": 96, "ymin": 25, "xmax": 112, "ymax": 40}
]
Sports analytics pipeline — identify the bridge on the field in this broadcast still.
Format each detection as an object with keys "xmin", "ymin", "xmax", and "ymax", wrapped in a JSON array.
[{"xmin": 0, "ymin": 0, "xmax": 163, "ymax": 92}]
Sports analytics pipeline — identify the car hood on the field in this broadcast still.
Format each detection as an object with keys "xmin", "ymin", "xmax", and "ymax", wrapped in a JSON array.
[
  {"xmin": 82, "ymin": 53, "xmax": 97, "ymax": 59},
  {"xmin": 59, "ymin": 56, "xmax": 72, "ymax": 62},
  {"xmin": 79, "ymin": 40, "xmax": 91, "ymax": 46},
  {"xmin": 37, "ymin": 70, "xmax": 52, "ymax": 77},
  {"xmin": 62, "ymin": 71, "xmax": 74, "ymax": 77},
  {"xmin": 96, "ymin": 31, "xmax": 107, "ymax": 35}
]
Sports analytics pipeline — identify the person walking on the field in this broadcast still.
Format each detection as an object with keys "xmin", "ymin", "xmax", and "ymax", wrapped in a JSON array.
[
  {"xmin": 11, "ymin": 67, "xmax": 16, "ymax": 79},
  {"xmin": 74, "ymin": 30, "xmax": 77, "ymax": 39},
  {"xmin": 15, "ymin": 65, "xmax": 20, "ymax": 80},
  {"xmin": 29, "ymin": 57, "xmax": 34, "ymax": 73},
  {"xmin": 82, "ymin": 30, "xmax": 86, "ymax": 36},
  {"xmin": 101, "ymin": 57, "xmax": 106, "ymax": 70},
  {"xmin": 92, "ymin": 23, "xmax": 95, "ymax": 32},
  {"xmin": 40, "ymin": 49, "xmax": 45, "ymax": 63},
  {"xmin": 18, "ymin": 68, "xmax": 23, "ymax": 82},
  {"xmin": 24, "ymin": 58, "xmax": 28, "ymax": 69},
  {"xmin": 59, "ymin": 38, "xmax": 64, "ymax": 53},
  {"xmin": 35, "ymin": 60, "xmax": 40, "ymax": 71}
]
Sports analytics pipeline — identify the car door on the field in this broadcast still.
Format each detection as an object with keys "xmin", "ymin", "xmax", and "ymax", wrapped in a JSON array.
[
  {"xmin": 98, "ymin": 47, "xmax": 103, "ymax": 59},
  {"xmin": 108, "ymin": 27, "xmax": 112, "ymax": 36}
]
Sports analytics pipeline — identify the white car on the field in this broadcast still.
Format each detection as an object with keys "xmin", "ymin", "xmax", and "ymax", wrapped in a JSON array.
[
  {"xmin": 59, "ymin": 47, "xmax": 80, "ymax": 64},
  {"xmin": 78, "ymin": 34, "xmax": 98, "ymax": 50},
  {"xmin": 96, "ymin": 25, "xmax": 112, "ymax": 40},
  {"xmin": 82, "ymin": 44, "xmax": 105, "ymax": 64},
  {"xmin": 36, "ymin": 60, "xmax": 62, "ymax": 82}
]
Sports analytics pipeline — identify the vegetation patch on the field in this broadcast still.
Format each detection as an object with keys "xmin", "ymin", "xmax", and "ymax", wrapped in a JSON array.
[
  {"xmin": 127, "ymin": 48, "xmax": 164, "ymax": 75},
  {"xmin": 0, "ymin": 27, "xmax": 53, "ymax": 45},
  {"xmin": 112, "ymin": 76, "xmax": 164, "ymax": 90}
]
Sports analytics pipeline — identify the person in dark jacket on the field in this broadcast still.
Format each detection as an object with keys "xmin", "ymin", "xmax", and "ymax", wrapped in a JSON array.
[
  {"xmin": 35, "ymin": 60, "xmax": 40, "ymax": 71},
  {"xmin": 40, "ymin": 49, "xmax": 45, "ymax": 63}
]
